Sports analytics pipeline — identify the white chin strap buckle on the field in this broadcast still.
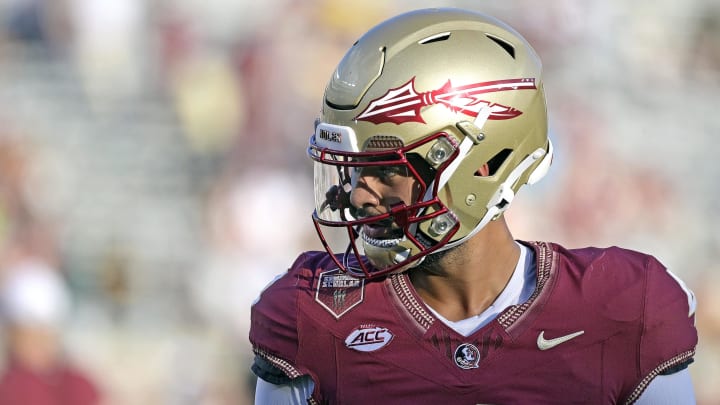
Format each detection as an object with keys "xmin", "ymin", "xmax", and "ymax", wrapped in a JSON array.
[{"xmin": 487, "ymin": 184, "xmax": 515, "ymax": 213}]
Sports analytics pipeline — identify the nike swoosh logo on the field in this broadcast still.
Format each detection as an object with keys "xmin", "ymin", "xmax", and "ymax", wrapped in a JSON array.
[{"xmin": 537, "ymin": 330, "xmax": 585, "ymax": 350}]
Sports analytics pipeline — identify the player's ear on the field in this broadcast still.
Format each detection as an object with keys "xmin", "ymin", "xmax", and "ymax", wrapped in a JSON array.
[{"xmin": 475, "ymin": 163, "xmax": 490, "ymax": 177}]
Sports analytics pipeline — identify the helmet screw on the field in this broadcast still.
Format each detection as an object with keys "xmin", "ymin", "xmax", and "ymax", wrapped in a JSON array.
[
  {"xmin": 429, "ymin": 213, "xmax": 457, "ymax": 236},
  {"xmin": 426, "ymin": 137, "xmax": 455, "ymax": 165},
  {"xmin": 465, "ymin": 194, "xmax": 477, "ymax": 206},
  {"xmin": 431, "ymin": 219, "xmax": 449, "ymax": 234}
]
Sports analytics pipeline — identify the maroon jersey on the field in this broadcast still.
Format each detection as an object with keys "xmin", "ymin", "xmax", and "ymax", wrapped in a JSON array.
[{"xmin": 250, "ymin": 242, "xmax": 697, "ymax": 404}]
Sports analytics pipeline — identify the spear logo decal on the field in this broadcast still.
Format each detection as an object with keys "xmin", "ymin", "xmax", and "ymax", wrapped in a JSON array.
[{"xmin": 355, "ymin": 77, "xmax": 537, "ymax": 125}]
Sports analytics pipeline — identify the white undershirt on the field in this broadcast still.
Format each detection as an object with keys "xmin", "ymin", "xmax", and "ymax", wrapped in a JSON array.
[{"xmin": 426, "ymin": 242, "xmax": 535, "ymax": 336}]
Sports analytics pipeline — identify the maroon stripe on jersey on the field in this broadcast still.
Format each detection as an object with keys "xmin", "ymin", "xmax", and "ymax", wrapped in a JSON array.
[{"xmin": 389, "ymin": 274, "xmax": 434, "ymax": 331}]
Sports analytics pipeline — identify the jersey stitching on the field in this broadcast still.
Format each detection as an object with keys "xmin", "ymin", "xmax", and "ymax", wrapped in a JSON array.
[
  {"xmin": 636, "ymin": 255, "xmax": 651, "ymax": 396},
  {"xmin": 390, "ymin": 273, "xmax": 434, "ymax": 330},
  {"xmin": 497, "ymin": 241, "xmax": 552, "ymax": 328},
  {"xmin": 253, "ymin": 348, "xmax": 303, "ymax": 380},
  {"xmin": 390, "ymin": 241, "xmax": 551, "ymax": 331},
  {"xmin": 623, "ymin": 349, "xmax": 696, "ymax": 404}
]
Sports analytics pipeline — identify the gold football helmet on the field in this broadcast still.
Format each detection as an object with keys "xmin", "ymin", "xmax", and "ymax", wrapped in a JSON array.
[{"xmin": 309, "ymin": 8, "xmax": 553, "ymax": 278}]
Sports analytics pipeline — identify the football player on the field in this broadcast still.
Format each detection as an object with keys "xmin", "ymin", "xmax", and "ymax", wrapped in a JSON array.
[{"xmin": 250, "ymin": 8, "xmax": 697, "ymax": 404}]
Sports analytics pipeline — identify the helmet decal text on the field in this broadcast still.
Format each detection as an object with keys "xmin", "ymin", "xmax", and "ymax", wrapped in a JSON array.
[{"xmin": 355, "ymin": 77, "xmax": 536, "ymax": 125}]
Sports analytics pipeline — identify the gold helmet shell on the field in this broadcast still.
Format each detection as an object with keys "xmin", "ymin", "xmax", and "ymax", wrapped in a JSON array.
[{"xmin": 309, "ymin": 8, "xmax": 552, "ymax": 278}]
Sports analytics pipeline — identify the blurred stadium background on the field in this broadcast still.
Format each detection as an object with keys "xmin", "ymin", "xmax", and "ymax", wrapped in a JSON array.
[{"xmin": 0, "ymin": 0, "xmax": 717, "ymax": 403}]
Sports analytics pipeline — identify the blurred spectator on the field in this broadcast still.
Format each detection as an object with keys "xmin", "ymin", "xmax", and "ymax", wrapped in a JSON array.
[
  {"xmin": 68, "ymin": 0, "xmax": 147, "ymax": 105},
  {"xmin": 2, "ymin": 0, "xmax": 72, "ymax": 52},
  {"xmin": 171, "ymin": 51, "xmax": 245, "ymax": 154},
  {"xmin": 97, "ymin": 242, "xmax": 131, "ymax": 325},
  {"xmin": 0, "ymin": 258, "xmax": 102, "ymax": 405},
  {"xmin": 4, "ymin": 0, "xmax": 47, "ymax": 43},
  {"xmin": 688, "ymin": 6, "xmax": 720, "ymax": 82}
]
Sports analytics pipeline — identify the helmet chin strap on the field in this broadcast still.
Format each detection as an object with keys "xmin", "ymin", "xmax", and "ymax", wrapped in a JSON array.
[{"xmin": 435, "ymin": 143, "xmax": 551, "ymax": 253}]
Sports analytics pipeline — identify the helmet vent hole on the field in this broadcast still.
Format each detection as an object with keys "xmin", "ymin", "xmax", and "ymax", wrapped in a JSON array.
[
  {"xmin": 419, "ymin": 32, "xmax": 451, "ymax": 45},
  {"xmin": 366, "ymin": 135, "xmax": 404, "ymax": 150},
  {"xmin": 485, "ymin": 34, "xmax": 515, "ymax": 59},
  {"xmin": 477, "ymin": 148, "xmax": 513, "ymax": 176}
]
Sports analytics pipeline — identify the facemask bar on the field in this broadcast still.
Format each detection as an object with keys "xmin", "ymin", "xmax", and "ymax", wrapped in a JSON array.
[{"xmin": 308, "ymin": 131, "xmax": 462, "ymax": 278}]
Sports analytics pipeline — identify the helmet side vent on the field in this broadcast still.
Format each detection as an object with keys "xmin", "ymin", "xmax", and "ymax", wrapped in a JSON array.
[
  {"xmin": 418, "ymin": 32, "xmax": 451, "ymax": 45},
  {"xmin": 485, "ymin": 34, "xmax": 515, "ymax": 59},
  {"xmin": 478, "ymin": 148, "xmax": 513, "ymax": 176}
]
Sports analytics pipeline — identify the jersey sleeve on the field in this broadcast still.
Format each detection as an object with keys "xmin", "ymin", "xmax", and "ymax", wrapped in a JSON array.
[
  {"xmin": 254, "ymin": 375, "xmax": 315, "ymax": 405},
  {"xmin": 633, "ymin": 369, "xmax": 696, "ymax": 405},
  {"xmin": 630, "ymin": 256, "xmax": 698, "ymax": 402},
  {"xmin": 249, "ymin": 253, "xmax": 314, "ymax": 381}
]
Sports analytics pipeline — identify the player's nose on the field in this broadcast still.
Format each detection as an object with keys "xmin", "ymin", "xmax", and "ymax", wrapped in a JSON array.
[{"xmin": 349, "ymin": 176, "xmax": 382, "ymax": 212}]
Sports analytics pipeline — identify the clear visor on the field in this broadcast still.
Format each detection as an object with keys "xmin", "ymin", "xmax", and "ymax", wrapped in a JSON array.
[
  {"xmin": 312, "ymin": 151, "xmax": 420, "ymax": 224},
  {"xmin": 313, "ymin": 157, "xmax": 355, "ymax": 223}
]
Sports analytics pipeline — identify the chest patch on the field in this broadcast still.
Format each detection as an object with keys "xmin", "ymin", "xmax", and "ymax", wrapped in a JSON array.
[
  {"xmin": 454, "ymin": 343, "xmax": 481, "ymax": 369},
  {"xmin": 315, "ymin": 269, "xmax": 365, "ymax": 318},
  {"xmin": 345, "ymin": 325, "xmax": 394, "ymax": 352}
]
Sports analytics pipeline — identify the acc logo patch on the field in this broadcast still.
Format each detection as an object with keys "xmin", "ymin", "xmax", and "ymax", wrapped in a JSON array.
[
  {"xmin": 454, "ymin": 343, "xmax": 481, "ymax": 369},
  {"xmin": 345, "ymin": 325, "xmax": 394, "ymax": 352},
  {"xmin": 315, "ymin": 269, "xmax": 364, "ymax": 318}
]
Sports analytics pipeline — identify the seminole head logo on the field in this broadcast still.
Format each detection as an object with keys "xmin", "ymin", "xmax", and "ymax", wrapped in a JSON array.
[
  {"xmin": 454, "ymin": 343, "xmax": 481, "ymax": 369},
  {"xmin": 355, "ymin": 77, "xmax": 536, "ymax": 125}
]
